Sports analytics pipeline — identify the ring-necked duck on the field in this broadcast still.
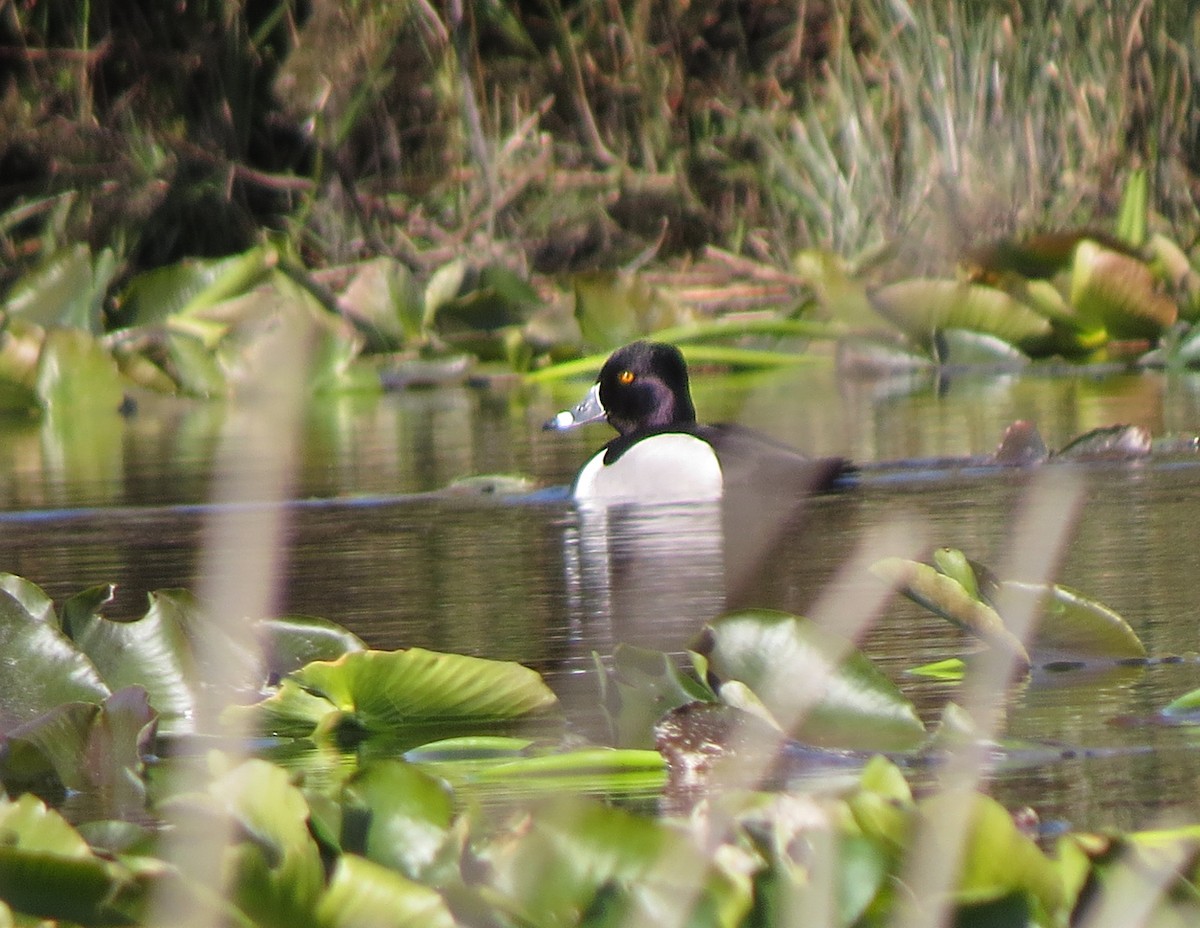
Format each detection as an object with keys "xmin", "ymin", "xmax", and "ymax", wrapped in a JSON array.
[{"xmin": 544, "ymin": 341, "xmax": 849, "ymax": 503}]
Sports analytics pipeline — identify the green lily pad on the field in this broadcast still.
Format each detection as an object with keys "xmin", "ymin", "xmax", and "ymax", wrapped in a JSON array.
[
  {"xmin": 486, "ymin": 797, "xmax": 749, "ymax": 928},
  {"xmin": 574, "ymin": 270, "xmax": 693, "ymax": 349},
  {"xmin": 3, "ymin": 243, "xmax": 114, "ymax": 333},
  {"xmin": 0, "ymin": 794, "xmax": 137, "ymax": 924},
  {"xmin": 231, "ymin": 648, "xmax": 558, "ymax": 738},
  {"xmin": 698, "ymin": 609, "xmax": 926, "ymax": 751},
  {"xmin": 60, "ymin": 587, "xmax": 197, "ymax": 735},
  {"xmin": 340, "ymin": 760, "xmax": 454, "ymax": 881},
  {"xmin": 256, "ymin": 615, "xmax": 366, "ymax": 679},
  {"xmin": 870, "ymin": 279, "xmax": 1053, "ymax": 350},
  {"xmin": 920, "ymin": 791, "xmax": 1061, "ymax": 915},
  {"xmin": 34, "ymin": 327, "xmax": 124, "ymax": 415},
  {"xmin": 0, "ymin": 589, "xmax": 109, "ymax": 730},
  {"xmin": 1004, "ymin": 581, "xmax": 1147, "ymax": 661},
  {"xmin": 871, "ymin": 557, "xmax": 1031, "ymax": 667},
  {"xmin": 605, "ymin": 644, "xmax": 715, "ymax": 749},
  {"xmin": 1070, "ymin": 239, "xmax": 1178, "ymax": 339},
  {"xmin": 115, "ymin": 246, "xmax": 277, "ymax": 328},
  {"xmin": 316, "ymin": 853, "xmax": 456, "ymax": 928}
]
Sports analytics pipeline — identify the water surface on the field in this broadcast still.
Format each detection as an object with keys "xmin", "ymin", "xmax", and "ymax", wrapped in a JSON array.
[{"xmin": 3, "ymin": 362, "xmax": 1200, "ymax": 833}]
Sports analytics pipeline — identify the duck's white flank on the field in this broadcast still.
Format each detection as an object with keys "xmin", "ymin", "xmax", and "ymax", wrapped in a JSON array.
[{"xmin": 572, "ymin": 432, "xmax": 722, "ymax": 503}]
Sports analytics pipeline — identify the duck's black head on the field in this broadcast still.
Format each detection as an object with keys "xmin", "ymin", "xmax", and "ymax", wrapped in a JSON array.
[{"xmin": 597, "ymin": 341, "xmax": 697, "ymax": 435}]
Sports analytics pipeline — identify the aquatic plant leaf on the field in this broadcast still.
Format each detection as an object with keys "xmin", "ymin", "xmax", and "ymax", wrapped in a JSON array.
[
  {"xmin": 336, "ymin": 256, "xmax": 422, "ymax": 349},
  {"xmin": 0, "ymin": 589, "xmax": 109, "ymax": 731},
  {"xmin": 1147, "ymin": 233, "xmax": 1200, "ymax": 322},
  {"xmin": 426, "ymin": 264, "xmax": 539, "ymax": 335},
  {"xmin": 316, "ymin": 853, "xmax": 456, "ymax": 928},
  {"xmin": 0, "ymin": 794, "xmax": 136, "ymax": 924},
  {"xmin": 0, "ymin": 573, "xmax": 56, "ymax": 626},
  {"xmin": 256, "ymin": 616, "xmax": 365, "ymax": 679},
  {"xmin": 202, "ymin": 759, "xmax": 325, "ymax": 928},
  {"xmin": 34, "ymin": 327, "xmax": 124, "ymax": 415},
  {"xmin": 0, "ymin": 318, "xmax": 44, "ymax": 410},
  {"xmin": 487, "ymin": 797, "xmax": 749, "ymax": 928},
  {"xmin": 469, "ymin": 748, "xmax": 667, "ymax": 798},
  {"xmin": 1070, "ymin": 240, "xmax": 1178, "ymax": 339},
  {"xmin": 606, "ymin": 644, "xmax": 715, "ymax": 749},
  {"xmin": 3, "ymin": 243, "xmax": 113, "ymax": 333},
  {"xmin": 794, "ymin": 250, "xmax": 882, "ymax": 328},
  {"xmin": 574, "ymin": 271, "xmax": 692, "ymax": 349},
  {"xmin": 292, "ymin": 649, "xmax": 558, "ymax": 730},
  {"xmin": 164, "ymin": 330, "xmax": 228, "ymax": 397},
  {"xmin": 920, "ymin": 791, "xmax": 1062, "ymax": 914},
  {"xmin": 340, "ymin": 760, "xmax": 454, "ymax": 880},
  {"xmin": 0, "ymin": 687, "xmax": 154, "ymax": 815},
  {"xmin": 933, "ymin": 328, "xmax": 1031, "ymax": 367},
  {"xmin": 907, "ymin": 658, "xmax": 967, "ymax": 681},
  {"xmin": 236, "ymin": 649, "xmax": 559, "ymax": 737},
  {"xmin": 1114, "ymin": 168, "xmax": 1148, "ymax": 248},
  {"xmin": 870, "ymin": 280, "xmax": 1052, "ymax": 350},
  {"xmin": 1160, "ymin": 687, "xmax": 1200, "ymax": 721},
  {"xmin": 699, "ymin": 610, "xmax": 926, "ymax": 751},
  {"xmin": 871, "ymin": 557, "xmax": 1031, "ymax": 667},
  {"xmin": 1000, "ymin": 581, "xmax": 1146, "ymax": 661},
  {"xmin": 115, "ymin": 246, "xmax": 277, "ymax": 328},
  {"xmin": 60, "ymin": 588, "xmax": 198, "ymax": 735}
]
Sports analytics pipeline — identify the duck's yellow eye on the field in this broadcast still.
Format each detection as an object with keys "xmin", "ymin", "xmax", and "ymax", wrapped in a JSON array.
[{"xmin": 618, "ymin": 370, "xmax": 635, "ymax": 385}]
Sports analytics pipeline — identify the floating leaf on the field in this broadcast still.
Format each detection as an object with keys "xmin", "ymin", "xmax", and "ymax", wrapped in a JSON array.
[
  {"xmin": 1160, "ymin": 687, "xmax": 1200, "ymax": 721},
  {"xmin": 194, "ymin": 759, "xmax": 326, "ymax": 928},
  {"xmin": 871, "ymin": 557, "xmax": 1030, "ymax": 667},
  {"xmin": 574, "ymin": 271, "xmax": 692, "ymax": 349},
  {"xmin": 0, "ymin": 318, "xmax": 45, "ymax": 409},
  {"xmin": 933, "ymin": 328, "xmax": 1030, "ymax": 367},
  {"xmin": 0, "ymin": 794, "xmax": 137, "ymax": 924},
  {"xmin": 1070, "ymin": 240, "xmax": 1178, "ymax": 339},
  {"xmin": 3, "ymin": 243, "xmax": 114, "ymax": 333},
  {"xmin": 908, "ymin": 658, "xmax": 967, "ymax": 681},
  {"xmin": 870, "ymin": 279, "xmax": 1052, "ymax": 350},
  {"xmin": 115, "ymin": 246, "xmax": 277, "ymax": 328},
  {"xmin": 59, "ymin": 586, "xmax": 197, "ymax": 734},
  {"xmin": 316, "ymin": 853, "xmax": 456, "ymax": 928},
  {"xmin": 339, "ymin": 760, "xmax": 454, "ymax": 880},
  {"xmin": 487, "ymin": 797, "xmax": 749, "ymax": 928},
  {"xmin": 336, "ymin": 257, "xmax": 422, "ymax": 349},
  {"xmin": 256, "ymin": 616, "xmax": 366, "ymax": 680},
  {"xmin": 231, "ymin": 649, "xmax": 558, "ymax": 737},
  {"xmin": 0, "ymin": 589, "xmax": 109, "ymax": 731},
  {"xmin": 606, "ymin": 644, "xmax": 715, "ymax": 749},
  {"xmin": 1004, "ymin": 581, "xmax": 1146, "ymax": 661},
  {"xmin": 699, "ymin": 610, "xmax": 926, "ymax": 751},
  {"xmin": 920, "ymin": 791, "xmax": 1062, "ymax": 914},
  {"xmin": 34, "ymin": 327, "xmax": 124, "ymax": 415}
]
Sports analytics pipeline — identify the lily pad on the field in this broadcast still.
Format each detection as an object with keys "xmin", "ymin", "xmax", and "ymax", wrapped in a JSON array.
[
  {"xmin": 871, "ymin": 557, "xmax": 1030, "ymax": 667},
  {"xmin": 1070, "ymin": 239, "xmax": 1178, "ymax": 339},
  {"xmin": 339, "ymin": 760, "xmax": 454, "ymax": 881},
  {"xmin": 115, "ymin": 246, "xmax": 277, "ymax": 328},
  {"xmin": 0, "ymin": 589, "xmax": 109, "ymax": 731},
  {"xmin": 869, "ymin": 279, "xmax": 1053, "ymax": 350},
  {"xmin": 3, "ymin": 243, "xmax": 114, "ymax": 333},
  {"xmin": 574, "ymin": 270, "xmax": 693, "ymax": 349},
  {"xmin": 316, "ymin": 853, "xmax": 456, "ymax": 928},
  {"xmin": 231, "ymin": 648, "xmax": 559, "ymax": 738},
  {"xmin": 34, "ymin": 327, "xmax": 124, "ymax": 415},
  {"xmin": 698, "ymin": 610, "xmax": 926, "ymax": 751}
]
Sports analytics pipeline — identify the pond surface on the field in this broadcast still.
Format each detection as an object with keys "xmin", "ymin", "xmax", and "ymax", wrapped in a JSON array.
[{"xmin": 4, "ymin": 359, "xmax": 1200, "ymax": 835}]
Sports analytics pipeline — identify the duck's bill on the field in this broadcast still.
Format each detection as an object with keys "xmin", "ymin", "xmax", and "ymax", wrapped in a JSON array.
[{"xmin": 543, "ymin": 382, "xmax": 606, "ymax": 431}]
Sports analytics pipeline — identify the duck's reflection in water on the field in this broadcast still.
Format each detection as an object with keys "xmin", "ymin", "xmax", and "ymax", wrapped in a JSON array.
[
  {"xmin": 564, "ymin": 501, "xmax": 727, "ymax": 659},
  {"xmin": 561, "ymin": 488, "xmax": 830, "ymax": 665}
]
